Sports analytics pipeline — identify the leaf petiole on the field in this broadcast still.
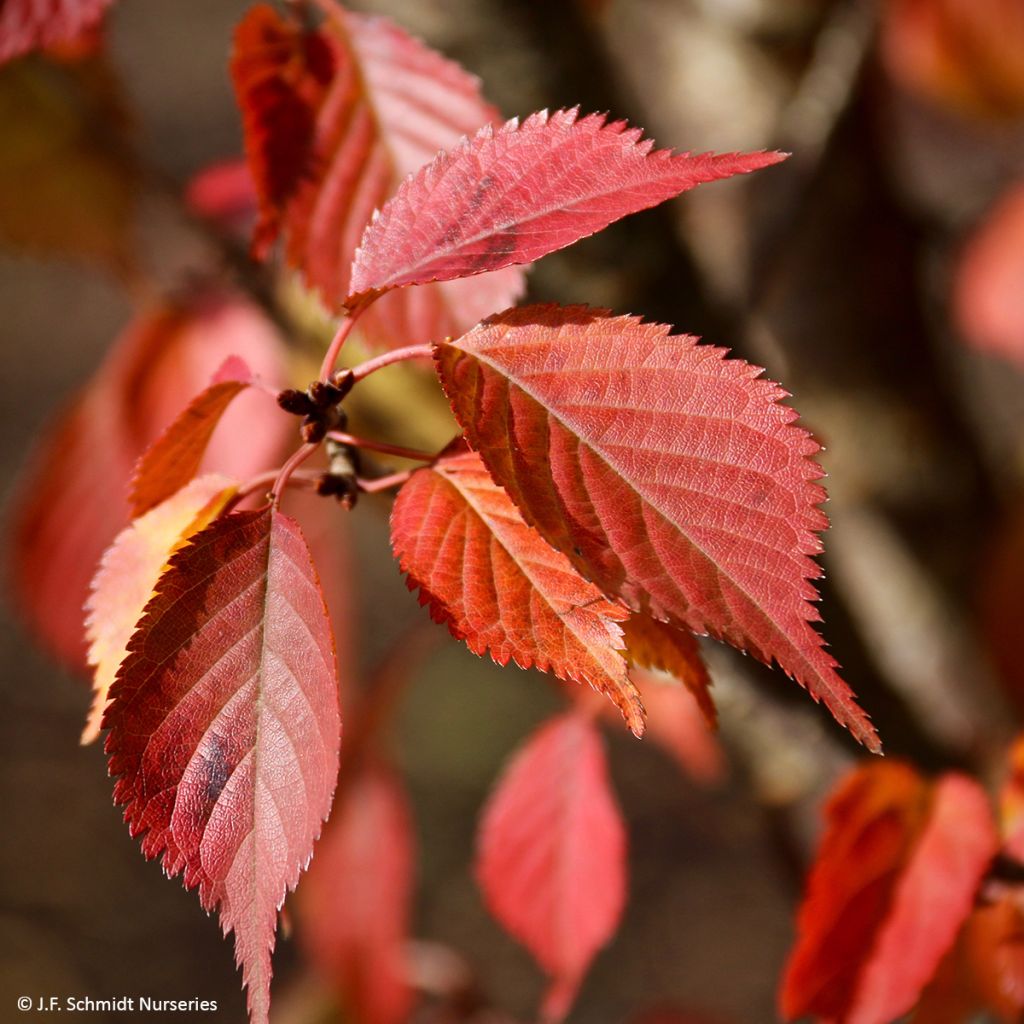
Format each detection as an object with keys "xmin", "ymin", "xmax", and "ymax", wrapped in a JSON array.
[
  {"xmin": 348, "ymin": 343, "xmax": 434, "ymax": 382},
  {"xmin": 326, "ymin": 430, "xmax": 438, "ymax": 463}
]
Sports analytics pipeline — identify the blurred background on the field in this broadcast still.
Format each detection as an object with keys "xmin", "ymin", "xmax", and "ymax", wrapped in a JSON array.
[{"xmin": 2, "ymin": 0, "xmax": 1024, "ymax": 1021}]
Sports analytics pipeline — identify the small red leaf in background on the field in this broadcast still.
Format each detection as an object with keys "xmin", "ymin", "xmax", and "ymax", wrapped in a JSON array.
[
  {"xmin": 186, "ymin": 158, "xmax": 259, "ymax": 236},
  {"xmin": 298, "ymin": 761, "xmax": 414, "ymax": 1024},
  {"xmin": 622, "ymin": 614, "xmax": 715, "ymax": 727},
  {"xmin": 436, "ymin": 304, "xmax": 878, "ymax": 752},
  {"xmin": 0, "ymin": 0, "xmax": 113, "ymax": 65},
  {"xmin": 781, "ymin": 761, "xmax": 998, "ymax": 1024},
  {"xmin": 349, "ymin": 108, "xmax": 785, "ymax": 298},
  {"xmin": 231, "ymin": 0, "xmax": 523, "ymax": 345},
  {"xmin": 954, "ymin": 181, "xmax": 1024, "ymax": 369},
  {"xmin": 129, "ymin": 359, "xmax": 254, "ymax": 516},
  {"xmin": 629, "ymin": 668, "xmax": 726, "ymax": 786},
  {"xmin": 9, "ymin": 293, "xmax": 289, "ymax": 671},
  {"xmin": 0, "ymin": 51, "xmax": 136, "ymax": 269},
  {"xmin": 83, "ymin": 473, "xmax": 237, "ymax": 744},
  {"xmin": 391, "ymin": 446, "xmax": 644, "ymax": 736},
  {"xmin": 881, "ymin": 0, "xmax": 1024, "ymax": 120},
  {"xmin": 105, "ymin": 507, "xmax": 341, "ymax": 1024},
  {"xmin": 476, "ymin": 711, "xmax": 626, "ymax": 1023}
]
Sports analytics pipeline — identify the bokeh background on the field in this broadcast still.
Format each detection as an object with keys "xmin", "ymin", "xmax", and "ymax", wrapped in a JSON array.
[{"xmin": 3, "ymin": 1, "xmax": 1024, "ymax": 1021}]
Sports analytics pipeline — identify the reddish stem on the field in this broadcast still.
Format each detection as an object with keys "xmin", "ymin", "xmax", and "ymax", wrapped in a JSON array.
[
  {"xmin": 318, "ymin": 295, "xmax": 373, "ymax": 382},
  {"xmin": 229, "ymin": 467, "xmax": 321, "ymax": 511},
  {"xmin": 271, "ymin": 443, "xmax": 320, "ymax": 505},
  {"xmin": 350, "ymin": 343, "xmax": 435, "ymax": 381},
  {"xmin": 358, "ymin": 470, "xmax": 413, "ymax": 493},
  {"xmin": 327, "ymin": 430, "xmax": 438, "ymax": 463}
]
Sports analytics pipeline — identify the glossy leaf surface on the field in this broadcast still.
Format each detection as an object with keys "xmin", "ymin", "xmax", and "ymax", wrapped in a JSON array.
[
  {"xmin": 105, "ymin": 508, "xmax": 341, "ymax": 1024},
  {"xmin": 350, "ymin": 108, "xmax": 785, "ymax": 297},
  {"xmin": 436, "ymin": 304, "xmax": 878, "ymax": 751},
  {"xmin": 476, "ymin": 711, "xmax": 626, "ymax": 1022},
  {"xmin": 392, "ymin": 447, "xmax": 643, "ymax": 734}
]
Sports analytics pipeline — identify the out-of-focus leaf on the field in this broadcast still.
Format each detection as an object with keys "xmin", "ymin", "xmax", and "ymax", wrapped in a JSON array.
[
  {"xmin": 781, "ymin": 762, "xmax": 998, "ymax": 1023},
  {"xmin": 955, "ymin": 182, "xmax": 1024, "ymax": 369},
  {"xmin": 298, "ymin": 761, "xmax": 414, "ymax": 1024},
  {"xmin": 0, "ymin": 52, "xmax": 135, "ymax": 268},
  {"xmin": 9, "ymin": 293, "xmax": 290, "ymax": 671},
  {"xmin": 83, "ymin": 474, "xmax": 236, "ymax": 743},
  {"xmin": 0, "ymin": 0, "xmax": 113, "ymax": 65},
  {"xmin": 106, "ymin": 508, "xmax": 341, "ymax": 1024},
  {"xmin": 476, "ymin": 711, "xmax": 626, "ymax": 1023},
  {"xmin": 230, "ymin": 1, "xmax": 523, "ymax": 345},
  {"xmin": 881, "ymin": 0, "xmax": 1024, "ymax": 120},
  {"xmin": 391, "ymin": 446, "xmax": 643, "ymax": 735},
  {"xmin": 350, "ymin": 108, "xmax": 784, "ymax": 299},
  {"xmin": 436, "ymin": 303, "xmax": 878, "ymax": 752}
]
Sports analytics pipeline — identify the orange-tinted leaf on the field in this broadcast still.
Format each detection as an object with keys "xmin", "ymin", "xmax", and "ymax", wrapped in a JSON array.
[
  {"xmin": 83, "ymin": 474, "xmax": 237, "ymax": 743},
  {"xmin": 298, "ymin": 762, "xmax": 414, "ymax": 1024},
  {"xmin": 954, "ymin": 181, "xmax": 1024, "ymax": 369},
  {"xmin": 622, "ymin": 614, "xmax": 715, "ymax": 727},
  {"xmin": 390, "ymin": 447, "xmax": 643, "ymax": 735},
  {"xmin": 350, "ymin": 109, "xmax": 784, "ymax": 299},
  {"xmin": 0, "ymin": 0, "xmax": 112, "ymax": 65},
  {"xmin": 9, "ymin": 293, "xmax": 289, "ymax": 671},
  {"xmin": 881, "ymin": 0, "xmax": 1024, "ymax": 120},
  {"xmin": 476, "ymin": 711, "xmax": 626, "ymax": 1022},
  {"xmin": 0, "ymin": 51, "xmax": 135, "ymax": 268},
  {"xmin": 231, "ymin": 1, "xmax": 523, "ymax": 343},
  {"xmin": 1000, "ymin": 735, "xmax": 1024, "ymax": 859},
  {"xmin": 129, "ymin": 360, "xmax": 255, "ymax": 516},
  {"xmin": 106, "ymin": 508, "xmax": 341, "ymax": 1024},
  {"xmin": 781, "ymin": 762, "xmax": 998, "ymax": 1023},
  {"xmin": 436, "ymin": 304, "xmax": 878, "ymax": 752},
  {"xmin": 965, "ymin": 895, "xmax": 1024, "ymax": 1022}
]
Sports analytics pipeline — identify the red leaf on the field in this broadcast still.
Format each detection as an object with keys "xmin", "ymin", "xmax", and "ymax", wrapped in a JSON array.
[
  {"xmin": 781, "ymin": 762, "xmax": 998, "ymax": 1024},
  {"xmin": 0, "ymin": 0, "xmax": 112, "ymax": 64},
  {"xmin": 129, "ymin": 360, "xmax": 255, "ymax": 517},
  {"xmin": 476, "ymin": 711, "xmax": 626, "ymax": 1022},
  {"xmin": 955, "ymin": 181, "xmax": 1024, "ymax": 368},
  {"xmin": 186, "ymin": 158, "xmax": 259, "ymax": 236},
  {"xmin": 435, "ymin": 304, "xmax": 878, "ymax": 752},
  {"xmin": 8, "ymin": 294, "xmax": 289, "ymax": 670},
  {"xmin": 622, "ymin": 614, "xmax": 715, "ymax": 727},
  {"xmin": 390, "ymin": 447, "xmax": 644, "ymax": 735},
  {"xmin": 629, "ymin": 668, "xmax": 726, "ymax": 786},
  {"xmin": 83, "ymin": 474, "xmax": 237, "ymax": 743},
  {"xmin": 298, "ymin": 761, "xmax": 414, "ymax": 1024},
  {"xmin": 105, "ymin": 507, "xmax": 341, "ymax": 1024},
  {"xmin": 231, "ymin": 1, "xmax": 523, "ymax": 342},
  {"xmin": 349, "ymin": 108, "xmax": 785, "ymax": 297}
]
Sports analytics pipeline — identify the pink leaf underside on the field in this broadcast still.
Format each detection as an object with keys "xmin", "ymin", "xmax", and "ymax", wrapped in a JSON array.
[
  {"xmin": 435, "ymin": 304, "xmax": 879, "ymax": 753},
  {"xmin": 0, "ymin": 0, "xmax": 112, "ymax": 64},
  {"xmin": 232, "ymin": 1, "xmax": 523, "ymax": 343},
  {"xmin": 845, "ymin": 774, "xmax": 998, "ymax": 1024},
  {"xmin": 104, "ymin": 508, "xmax": 340, "ymax": 1024},
  {"xmin": 8, "ymin": 294, "xmax": 289, "ymax": 671},
  {"xmin": 349, "ymin": 107, "xmax": 786, "ymax": 296},
  {"xmin": 476, "ymin": 711, "xmax": 627, "ymax": 1023},
  {"xmin": 83, "ymin": 473, "xmax": 237, "ymax": 744},
  {"xmin": 390, "ymin": 446, "xmax": 644, "ymax": 736},
  {"xmin": 128, "ymin": 362, "xmax": 254, "ymax": 517},
  {"xmin": 298, "ymin": 762, "xmax": 414, "ymax": 1024}
]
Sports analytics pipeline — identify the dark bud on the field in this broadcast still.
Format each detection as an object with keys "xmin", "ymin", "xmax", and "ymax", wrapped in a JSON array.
[
  {"xmin": 331, "ymin": 369, "xmax": 356, "ymax": 400},
  {"xmin": 317, "ymin": 472, "xmax": 359, "ymax": 509},
  {"xmin": 277, "ymin": 388, "xmax": 315, "ymax": 416},
  {"xmin": 301, "ymin": 415, "xmax": 327, "ymax": 444},
  {"xmin": 309, "ymin": 379, "xmax": 344, "ymax": 408}
]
